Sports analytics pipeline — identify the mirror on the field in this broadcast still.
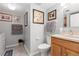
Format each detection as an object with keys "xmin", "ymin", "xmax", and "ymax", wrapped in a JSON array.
[{"xmin": 70, "ymin": 12, "xmax": 79, "ymax": 27}]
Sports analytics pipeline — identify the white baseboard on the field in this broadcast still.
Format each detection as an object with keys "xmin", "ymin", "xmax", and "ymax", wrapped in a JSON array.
[
  {"xmin": 6, "ymin": 44, "xmax": 40, "ymax": 56},
  {"xmin": 30, "ymin": 51, "xmax": 40, "ymax": 56},
  {"xmin": 24, "ymin": 44, "xmax": 30, "ymax": 56},
  {"xmin": 2, "ymin": 49, "xmax": 6, "ymax": 56},
  {"xmin": 6, "ymin": 43, "xmax": 18, "ymax": 48},
  {"xmin": 24, "ymin": 45, "xmax": 40, "ymax": 56}
]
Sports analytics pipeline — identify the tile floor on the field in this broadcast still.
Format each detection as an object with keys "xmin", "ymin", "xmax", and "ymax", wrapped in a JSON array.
[
  {"xmin": 5, "ymin": 45, "xmax": 50, "ymax": 56},
  {"xmin": 5, "ymin": 45, "xmax": 28, "ymax": 56}
]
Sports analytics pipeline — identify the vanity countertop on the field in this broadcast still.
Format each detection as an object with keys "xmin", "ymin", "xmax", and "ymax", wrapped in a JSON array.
[{"xmin": 52, "ymin": 34, "xmax": 79, "ymax": 43}]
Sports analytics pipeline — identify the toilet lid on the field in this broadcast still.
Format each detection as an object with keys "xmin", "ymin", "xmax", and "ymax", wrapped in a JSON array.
[{"xmin": 38, "ymin": 43, "xmax": 50, "ymax": 49}]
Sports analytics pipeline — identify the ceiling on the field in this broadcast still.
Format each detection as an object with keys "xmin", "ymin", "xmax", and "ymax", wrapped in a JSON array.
[
  {"xmin": 34, "ymin": 3, "xmax": 59, "ymax": 10},
  {"xmin": 0, "ymin": 3, "xmax": 58, "ymax": 15},
  {"xmin": 0, "ymin": 3, "xmax": 30, "ymax": 15}
]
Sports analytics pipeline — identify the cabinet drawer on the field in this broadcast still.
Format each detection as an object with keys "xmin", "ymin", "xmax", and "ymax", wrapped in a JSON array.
[{"xmin": 51, "ymin": 37, "xmax": 79, "ymax": 53}]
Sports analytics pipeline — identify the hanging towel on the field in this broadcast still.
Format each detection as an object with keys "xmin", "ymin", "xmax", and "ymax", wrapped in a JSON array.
[
  {"xmin": 45, "ymin": 22, "xmax": 50, "ymax": 32},
  {"xmin": 45, "ymin": 21, "xmax": 56, "ymax": 33},
  {"xmin": 51, "ymin": 21, "xmax": 56, "ymax": 33}
]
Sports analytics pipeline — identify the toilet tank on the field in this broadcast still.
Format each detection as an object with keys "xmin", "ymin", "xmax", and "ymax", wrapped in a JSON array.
[{"xmin": 46, "ymin": 34, "xmax": 51, "ymax": 45}]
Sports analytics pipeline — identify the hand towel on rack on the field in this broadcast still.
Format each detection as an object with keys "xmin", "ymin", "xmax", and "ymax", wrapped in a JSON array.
[
  {"xmin": 51, "ymin": 21, "xmax": 56, "ymax": 33},
  {"xmin": 46, "ymin": 21, "xmax": 56, "ymax": 33}
]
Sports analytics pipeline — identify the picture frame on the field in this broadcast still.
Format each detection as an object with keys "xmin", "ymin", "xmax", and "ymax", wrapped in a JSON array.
[
  {"xmin": 48, "ymin": 10, "xmax": 56, "ymax": 21},
  {"xmin": 12, "ymin": 24, "xmax": 23, "ymax": 35},
  {"xmin": 0, "ymin": 12, "xmax": 12, "ymax": 22},
  {"xmin": 33, "ymin": 9, "xmax": 44, "ymax": 24}
]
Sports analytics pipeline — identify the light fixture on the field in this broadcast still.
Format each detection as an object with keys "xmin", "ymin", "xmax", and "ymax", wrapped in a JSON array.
[
  {"xmin": 61, "ymin": 3, "xmax": 69, "ymax": 9},
  {"xmin": 8, "ymin": 4, "xmax": 16, "ymax": 10},
  {"xmin": 61, "ymin": 3, "xmax": 66, "ymax": 6}
]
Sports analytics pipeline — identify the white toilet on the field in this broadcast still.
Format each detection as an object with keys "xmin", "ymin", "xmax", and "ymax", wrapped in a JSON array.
[{"xmin": 38, "ymin": 35, "xmax": 51, "ymax": 56}]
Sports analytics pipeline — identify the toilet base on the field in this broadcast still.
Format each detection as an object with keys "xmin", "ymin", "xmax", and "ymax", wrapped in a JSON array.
[
  {"xmin": 38, "ymin": 43, "xmax": 50, "ymax": 56},
  {"xmin": 40, "ymin": 51, "xmax": 48, "ymax": 56}
]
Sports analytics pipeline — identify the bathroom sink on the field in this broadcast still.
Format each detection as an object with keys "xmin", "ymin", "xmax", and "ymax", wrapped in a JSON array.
[{"xmin": 64, "ymin": 34, "xmax": 79, "ymax": 38}]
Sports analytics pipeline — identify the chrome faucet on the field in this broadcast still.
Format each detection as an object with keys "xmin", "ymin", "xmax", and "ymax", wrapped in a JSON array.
[{"xmin": 70, "ymin": 29, "xmax": 73, "ymax": 35}]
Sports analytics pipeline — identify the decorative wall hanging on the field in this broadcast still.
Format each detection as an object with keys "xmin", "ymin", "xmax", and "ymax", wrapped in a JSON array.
[
  {"xmin": 48, "ymin": 10, "xmax": 56, "ymax": 21},
  {"xmin": 12, "ymin": 24, "xmax": 23, "ymax": 35},
  {"xmin": 24, "ymin": 12, "xmax": 28, "ymax": 27},
  {"xmin": 64, "ymin": 15, "xmax": 67, "ymax": 27},
  {"xmin": 0, "ymin": 12, "xmax": 12, "ymax": 22},
  {"xmin": 12, "ymin": 16, "xmax": 20, "ymax": 23},
  {"xmin": 33, "ymin": 9, "xmax": 44, "ymax": 24}
]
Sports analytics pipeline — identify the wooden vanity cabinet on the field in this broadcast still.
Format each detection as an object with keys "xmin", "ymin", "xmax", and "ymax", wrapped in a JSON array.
[
  {"xmin": 66, "ymin": 49, "xmax": 79, "ymax": 56},
  {"xmin": 51, "ymin": 37, "xmax": 79, "ymax": 56},
  {"xmin": 52, "ymin": 44, "xmax": 61, "ymax": 56}
]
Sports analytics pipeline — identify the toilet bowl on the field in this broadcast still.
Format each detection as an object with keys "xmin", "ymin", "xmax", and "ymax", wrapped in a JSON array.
[
  {"xmin": 38, "ymin": 43, "xmax": 50, "ymax": 56},
  {"xmin": 38, "ymin": 35, "xmax": 51, "ymax": 56}
]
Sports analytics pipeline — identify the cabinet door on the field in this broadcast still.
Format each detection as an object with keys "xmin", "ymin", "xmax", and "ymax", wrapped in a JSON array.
[
  {"xmin": 66, "ymin": 49, "xmax": 79, "ymax": 56},
  {"xmin": 61, "ymin": 48, "xmax": 67, "ymax": 56},
  {"xmin": 52, "ymin": 44, "xmax": 61, "ymax": 56}
]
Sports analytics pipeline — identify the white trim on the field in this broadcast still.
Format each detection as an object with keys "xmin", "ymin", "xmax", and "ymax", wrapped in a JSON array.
[
  {"xmin": 1, "ymin": 49, "xmax": 6, "ymax": 56},
  {"xmin": 6, "ymin": 43, "xmax": 18, "ymax": 48},
  {"xmin": 24, "ymin": 44, "xmax": 40, "ymax": 56},
  {"xmin": 24, "ymin": 45, "xmax": 40, "ymax": 56},
  {"xmin": 30, "ymin": 51, "xmax": 40, "ymax": 56},
  {"xmin": 24, "ymin": 44, "xmax": 30, "ymax": 56}
]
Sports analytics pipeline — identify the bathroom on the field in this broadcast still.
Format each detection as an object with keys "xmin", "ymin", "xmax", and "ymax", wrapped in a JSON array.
[{"xmin": 0, "ymin": 3, "xmax": 79, "ymax": 56}]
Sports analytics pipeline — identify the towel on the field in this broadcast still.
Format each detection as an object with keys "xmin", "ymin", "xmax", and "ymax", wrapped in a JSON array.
[
  {"xmin": 51, "ymin": 21, "xmax": 56, "ymax": 33},
  {"xmin": 45, "ymin": 21, "xmax": 56, "ymax": 33}
]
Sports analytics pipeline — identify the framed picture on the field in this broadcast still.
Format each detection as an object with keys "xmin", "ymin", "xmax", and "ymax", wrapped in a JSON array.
[
  {"xmin": 48, "ymin": 10, "xmax": 56, "ymax": 21},
  {"xmin": 0, "ymin": 12, "xmax": 12, "ymax": 22},
  {"xmin": 33, "ymin": 9, "xmax": 44, "ymax": 24},
  {"xmin": 12, "ymin": 24, "xmax": 23, "ymax": 35}
]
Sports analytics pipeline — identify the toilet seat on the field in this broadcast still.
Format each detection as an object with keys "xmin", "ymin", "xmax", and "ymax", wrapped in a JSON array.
[{"xmin": 38, "ymin": 43, "xmax": 50, "ymax": 49}]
